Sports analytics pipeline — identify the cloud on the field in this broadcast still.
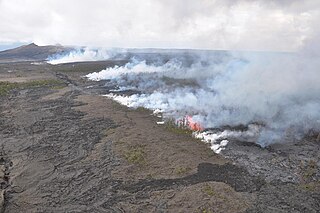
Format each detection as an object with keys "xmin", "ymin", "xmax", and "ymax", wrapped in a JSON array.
[{"xmin": 0, "ymin": 0, "xmax": 319, "ymax": 51}]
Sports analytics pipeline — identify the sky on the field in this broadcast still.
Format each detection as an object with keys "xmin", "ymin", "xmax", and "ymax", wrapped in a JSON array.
[
  {"xmin": 0, "ymin": 0, "xmax": 319, "ymax": 51},
  {"xmin": 0, "ymin": 42, "xmax": 26, "ymax": 51}
]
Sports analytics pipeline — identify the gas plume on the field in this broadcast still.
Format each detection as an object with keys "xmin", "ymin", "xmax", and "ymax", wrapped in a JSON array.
[
  {"xmin": 47, "ymin": 48, "xmax": 117, "ymax": 64},
  {"xmin": 87, "ymin": 48, "xmax": 320, "ymax": 146}
]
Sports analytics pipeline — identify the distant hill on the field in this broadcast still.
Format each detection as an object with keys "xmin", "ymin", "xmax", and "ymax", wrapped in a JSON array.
[{"xmin": 0, "ymin": 43, "xmax": 73, "ymax": 63}]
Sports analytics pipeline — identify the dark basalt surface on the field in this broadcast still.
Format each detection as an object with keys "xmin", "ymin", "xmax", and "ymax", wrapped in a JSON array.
[{"xmin": 0, "ymin": 61, "xmax": 319, "ymax": 212}]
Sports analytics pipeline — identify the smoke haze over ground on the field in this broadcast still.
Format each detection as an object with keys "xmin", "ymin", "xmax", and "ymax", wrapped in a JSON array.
[
  {"xmin": 1, "ymin": 0, "xmax": 319, "ymax": 147},
  {"xmin": 1, "ymin": 1, "xmax": 320, "ymax": 212},
  {"xmin": 48, "ymin": 48, "xmax": 118, "ymax": 64},
  {"xmin": 87, "ymin": 49, "xmax": 320, "ymax": 146}
]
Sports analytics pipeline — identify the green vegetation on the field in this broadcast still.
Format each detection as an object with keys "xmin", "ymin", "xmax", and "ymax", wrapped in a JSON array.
[
  {"xmin": 175, "ymin": 166, "xmax": 191, "ymax": 175},
  {"xmin": 51, "ymin": 85, "xmax": 66, "ymax": 90},
  {"xmin": 197, "ymin": 207, "xmax": 212, "ymax": 213},
  {"xmin": 135, "ymin": 106, "xmax": 152, "ymax": 113},
  {"xmin": 0, "ymin": 79, "xmax": 65, "ymax": 96},
  {"xmin": 300, "ymin": 181, "xmax": 320, "ymax": 191},
  {"xmin": 146, "ymin": 173, "xmax": 154, "ymax": 179},
  {"xmin": 202, "ymin": 184, "xmax": 230, "ymax": 202},
  {"xmin": 0, "ymin": 82, "xmax": 19, "ymax": 96},
  {"xmin": 301, "ymin": 159, "xmax": 318, "ymax": 181},
  {"xmin": 299, "ymin": 159, "xmax": 319, "ymax": 192},
  {"xmin": 165, "ymin": 119, "xmax": 193, "ymax": 135},
  {"xmin": 104, "ymin": 128, "xmax": 116, "ymax": 137},
  {"xmin": 51, "ymin": 60, "xmax": 127, "ymax": 73},
  {"xmin": 203, "ymin": 184, "xmax": 216, "ymax": 196},
  {"xmin": 200, "ymin": 209, "xmax": 211, "ymax": 213},
  {"xmin": 161, "ymin": 76, "xmax": 199, "ymax": 87},
  {"xmin": 23, "ymin": 79, "xmax": 64, "ymax": 88},
  {"xmin": 124, "ymin": 146, "xmax": 146, "ymax": 165}
]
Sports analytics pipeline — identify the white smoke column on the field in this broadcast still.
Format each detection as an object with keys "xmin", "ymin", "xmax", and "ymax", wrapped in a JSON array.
[
  {"xmin": 87, "ymin": 59, "xmax": 177, "ymax": 81},
  {"xmin": 87, "ymin": 48, "xmax": 320, "ymax": 147},
  {"xmin": 194, "ymin": 124, "xmax": 261, "ymax": 153},
  {"xmin": 48, "ymin": 47, "xmax": 116, "ymax": 64},
  {"xmin": 83, "ymin": 1, "xmax": 320, "ymax": 147}
]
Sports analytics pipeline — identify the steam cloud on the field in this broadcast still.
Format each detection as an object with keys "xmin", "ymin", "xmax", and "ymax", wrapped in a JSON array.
[
  {"xmin": 47, "ymin": 48, "xmax": 116, "ymax": 64},
  {"xmin": 87, "ymin": 48, "xmax": 320, "ymax": 147},
  {"xmin": 22, "ymin": 0, "xmax": 318, "ymax": 148}
]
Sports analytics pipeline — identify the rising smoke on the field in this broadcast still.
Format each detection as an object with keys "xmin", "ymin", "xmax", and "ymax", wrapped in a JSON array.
[
  {"xmin": 87, "ymin": 48, "xmax": 320, "ymax": 146},
  {"xmin": 47, "ymin": 47, "xmax": 122, "ymax": 64},
  {"xmin": 38, "ymin": 0, "xmax": 320, "ymax": 148}
]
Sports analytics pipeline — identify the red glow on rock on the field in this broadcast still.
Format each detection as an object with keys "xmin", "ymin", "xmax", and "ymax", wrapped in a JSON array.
[{"xmin": 186, "ymin": 116, "xmax": 204, "ymax": 131}]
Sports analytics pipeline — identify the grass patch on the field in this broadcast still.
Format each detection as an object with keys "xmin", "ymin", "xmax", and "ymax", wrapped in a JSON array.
[
  {"xmin": 135, "ymin": 106, "xmax": 152, "ymax": 113},
  {"xmin": 23, "ymin": 79, "xmax": 65, "ymax": 88},
  {"xmin": 161, "ymin": 76, "xmax": 199, "ymax": 87},
  {"xmin": 0, "ymin": 79, "xmax": 65, "ymax": 96},
  {"xmin": 199, "ymin": 209, "xmax": 212, "ymax": 213},
  {"xmin": 124, "ymin": 147, "xmax": 146, "ymax": 165},
  {"xmin": 301, "ymin": 160, "xmax": 318, "ymax": 181},
  {"xmin": 51, "ymin": 60, "xmax": 127, "ymax": 73},
  {"xmin": 164, "ymin": 118, "xmax": 193, "ymax": 135},
  {"xmin": 202, "ymin": 184, "xmax": 230, "ymax": 201},
  {"xmin": 146, "ymin": 173, "xmax": 154, "ymax": 179},
  {"xmin": 175, "ymin": 166, "xmax": 191, "ymax": 175},
  {"xmin": 203, "ymin": 184, "xmax": 216, "ymax": 197},
  {"xmin": 51, "ymin": 85, "xmax": 66, "ymax": 90},
  {"xmin": 0, "ymin": 82, "xmax": 20, "ymax": 96},
  {"xmin": 300, "ymin": 181, "xmax": 320, "ymax": 191}
]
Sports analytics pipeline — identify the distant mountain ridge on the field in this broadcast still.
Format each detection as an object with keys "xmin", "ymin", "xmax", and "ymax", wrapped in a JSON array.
[{"xmin": 0, "ymin": 43, "xmax": 73, "ymax": 63}]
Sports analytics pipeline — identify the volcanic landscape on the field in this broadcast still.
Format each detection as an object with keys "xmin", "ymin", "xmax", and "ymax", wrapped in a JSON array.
[{"xmin": 0, "ymin": 43, "xmax": 319, "ymax": 213}]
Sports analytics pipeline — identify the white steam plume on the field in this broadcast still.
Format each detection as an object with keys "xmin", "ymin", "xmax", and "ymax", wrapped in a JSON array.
[
  {"xmin": 87, "ymin": 48, "xmax": 320, "ymax": 147},
  {"xmin": 47, "ymin": 47, "xmax": 120, "ymax": 64},
  {"xmin": 85, "ymin": 4, "xmax": 320, "ymax": 148}
]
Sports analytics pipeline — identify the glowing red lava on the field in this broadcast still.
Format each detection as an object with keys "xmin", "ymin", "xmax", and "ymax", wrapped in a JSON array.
[
  {"xmin": 176, "ymin": 116, "xmax": 204, "ymax": 131},
  {"xmin": 186, "ymin": 116, "xmax": 204, "ymax": 131}
]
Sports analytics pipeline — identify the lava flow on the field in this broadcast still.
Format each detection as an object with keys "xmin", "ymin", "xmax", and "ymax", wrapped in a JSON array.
[
  {"xmin": 176, "ymin": 116, "xmax": 204, "ymax": 131},
  {"xmin": 187, "ymin": 116, "xmax": 204, "ymax": 131}
]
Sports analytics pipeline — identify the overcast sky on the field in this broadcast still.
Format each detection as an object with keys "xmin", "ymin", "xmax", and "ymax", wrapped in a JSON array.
[{"xmin": 0, "ymin": 0, "xmax": 319, "ymax": 51}]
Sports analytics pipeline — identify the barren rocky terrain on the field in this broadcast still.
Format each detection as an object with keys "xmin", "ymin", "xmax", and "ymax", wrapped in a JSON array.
[
  {"xmin": 0, "ymin": 43, "xmax": 72, "ymax": 63},
  {"xmin": 0, "ymin": 60, "xmax": 319, "ymax": 213}
]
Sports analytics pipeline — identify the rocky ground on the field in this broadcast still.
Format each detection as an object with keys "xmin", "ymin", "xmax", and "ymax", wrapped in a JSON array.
[{"xmin": 0, "ymin": 61, "xmax": 319, "ymax": 213}]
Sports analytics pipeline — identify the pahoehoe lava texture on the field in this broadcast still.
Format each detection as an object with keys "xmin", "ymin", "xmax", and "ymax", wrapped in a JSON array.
[
  {"xmin": 120, "ymin": 163, "xmax": 265, "ymax": 193},
  {"xmin": 0, "ymin": 74, "xmax": 263, "ymax": 212},
  {"xmin": 0, "ymin": 62, "xmax": 319, "ymax": 212},
  {"xmin": 0, "ymin": 87, "xmax": 118, "ymax": 212}
]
